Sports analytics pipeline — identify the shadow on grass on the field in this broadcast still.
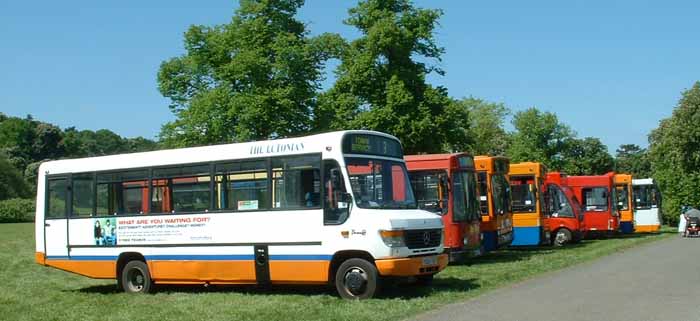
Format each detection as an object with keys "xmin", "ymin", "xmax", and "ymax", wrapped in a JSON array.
[
  {"xmin": 377, "ymin": 277, "xmax": 479, "ymax": 299},
  {"xmin": 70, "ymin": 277, "xmax": 480, "ymax": 300},
  {"xmin": 72, "ymin": 284, "xmax": 120, "ymax": 294}
]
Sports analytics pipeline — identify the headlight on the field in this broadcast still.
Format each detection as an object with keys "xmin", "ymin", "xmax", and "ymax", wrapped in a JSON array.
[
  {"xmin": 463, "ymin": 236, "xmax": 469, "ymax": 246},
  {"xmin": 379, "ymin": 230, "xmax": 405, "ymax": 247}
]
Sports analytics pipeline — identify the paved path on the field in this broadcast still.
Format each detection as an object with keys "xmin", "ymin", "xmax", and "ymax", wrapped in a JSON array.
[{"xmin": 411, "ymin": 236, "xmax": 700, "ymax": 321}]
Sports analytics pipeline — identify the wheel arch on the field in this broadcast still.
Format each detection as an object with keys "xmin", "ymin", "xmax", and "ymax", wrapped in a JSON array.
[
  {"xmin": 116, "ymin": 252, "xmax": 147, "ymax": 278},
  {"xmin": 328, "ymin": 250, "xmax": 375, "ymax": 283}
]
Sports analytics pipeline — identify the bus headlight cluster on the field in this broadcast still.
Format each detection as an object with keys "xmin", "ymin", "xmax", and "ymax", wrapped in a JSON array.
[{"xmin": 379, "ymin": 230, "xmax": 405, "ymax": 248}]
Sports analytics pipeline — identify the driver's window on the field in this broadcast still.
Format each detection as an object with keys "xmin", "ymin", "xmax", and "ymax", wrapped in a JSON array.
[
  {"xmin": 550, "ymin": 186, "xmax": 574, "ymax": 218},
  {"xmin": 323, "ymin": 160, "xmax": 349, "ymax": 225}
]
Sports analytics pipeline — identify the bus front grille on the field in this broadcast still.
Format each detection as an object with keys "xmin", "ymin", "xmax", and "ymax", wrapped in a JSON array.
[{"xmin": 404, "ymin": 229, "xmax": 441, "ymax": 249}]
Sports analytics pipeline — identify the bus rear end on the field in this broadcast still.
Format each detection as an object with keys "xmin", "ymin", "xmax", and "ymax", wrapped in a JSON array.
[{"xmin": 614, "ymin": 174, "xmax": 635, "ymax": 234}]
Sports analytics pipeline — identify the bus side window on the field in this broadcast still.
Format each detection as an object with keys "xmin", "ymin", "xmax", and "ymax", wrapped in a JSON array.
[
  {"xmin": 96, "ymin": 170, "xmax": 148, "ymax": 215},
  {"xmin": 215, "ymin": 160, "xmax": 269, "ymax": 211},
  {"xmin": 324, "ymin": 160, "xmax": 349, "ymax": 225},
  {"xmin": 153, "ymin": 165, "xmax": 211, "ymax": 213},
  {"xmin": 72, "ymin": 173, "xmax": 94, "ymax": 217},
  {"xmin": 272, "ymin": 155, "xmax": 321, "ymax": 210},
  {"xmin": 47, "ymin": 178, "xmax": 68, "ymax": 219}
]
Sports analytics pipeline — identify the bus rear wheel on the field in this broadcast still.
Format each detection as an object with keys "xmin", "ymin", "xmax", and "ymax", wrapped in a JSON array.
[
  {"xmin": 553, "ymin": 228, "xmax": 572, "ymax": 247},
  {"xmin": 121, "ymin": 261, "xmax": 153, "ymax": 294},
  {"xmin": 335, "ymin": 258, "xmax": 378, "ymax": 300}
]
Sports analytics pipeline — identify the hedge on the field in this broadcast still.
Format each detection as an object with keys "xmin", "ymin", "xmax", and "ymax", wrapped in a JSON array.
[{"xmin": 0, "ymin": 198, "xmax": 35, "ymax": 223}]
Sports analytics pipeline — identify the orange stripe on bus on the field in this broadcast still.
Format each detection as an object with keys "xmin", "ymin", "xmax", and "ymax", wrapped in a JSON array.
[
  {"xmin": 620, "ymin": 211, "xmax": 634, "ymax": 222},
  {"xmin": 269, "ymin": 261, "xmax": 330, "ymax": 283},
  {"xmin": 635, "ymin": 225, "xmax": 660, "ymax": 233},
  {"xmin": 44, "ymin": 259, "xmax": 116, "ymax": 279},
  {"xmin": 513, "ymin": 214, "xmax": 541, "ymax": 227},
  {"xmin": 149, "ymin": 260, "xmax": 256, "ymax": 283}
]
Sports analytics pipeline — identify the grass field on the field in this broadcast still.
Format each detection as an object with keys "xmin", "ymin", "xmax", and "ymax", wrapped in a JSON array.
[{"xmin": 0, "ymin": 223, "xmax": 672, "ymax": 321}]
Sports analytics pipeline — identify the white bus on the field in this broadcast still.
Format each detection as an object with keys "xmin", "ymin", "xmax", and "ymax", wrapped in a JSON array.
[
  {"xmin": 35, "ymin": 130, "xmax": 447, "ymax": 299},
  {"xmin": 632, "ymin": 178, "xmax": 662, "ymax": 232}
]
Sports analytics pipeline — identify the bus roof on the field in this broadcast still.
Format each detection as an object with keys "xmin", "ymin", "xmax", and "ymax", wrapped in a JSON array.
[
  {"xmin": 474, "ymin": 155, "xmax": 509, "ymax": 173},
  {"xmin": 405, "ymin": 153, "xmax": 475, "ymax": 171},
  {"xmin": 567, "ymin": 172, "xmax": 615, "ymax": 187},
  {"xmin": 39, "ymin": 130, "xmax": 399, "ymax": 175},
  {"xmin": 632, "ymin": 178, "xmax": 655, "ymax": 186},
  {"xmin": 614, "ymin": 173, "xmax": 633, "ymax": 184},
  {"xmin": 404, "ymin": 152, "xmax": 472, "ymax": 162},
  {"xmin": 509, "ymin": 162, "xmax": 547, "ymax": 176}
]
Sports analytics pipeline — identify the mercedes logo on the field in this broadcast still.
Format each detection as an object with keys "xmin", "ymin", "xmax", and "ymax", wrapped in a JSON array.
[{"xmin": 422, "ymin": 231, "xmax": 432, "ymax": 246}]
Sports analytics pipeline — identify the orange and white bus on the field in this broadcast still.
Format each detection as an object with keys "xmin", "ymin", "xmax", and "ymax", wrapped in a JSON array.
[
  {"xmin": 35, "ymin": 130, "xmax": 447, "ymax": 299},
  {"xmin": 632, "ymin": 178, "xmax": 662, "ymax": 232},
  {"xmin": 475, "ymin": 156, "xmax": 513, "ymax": 251}
]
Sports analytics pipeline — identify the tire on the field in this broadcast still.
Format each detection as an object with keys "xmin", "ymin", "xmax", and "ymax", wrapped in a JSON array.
[
  {"xmin": 120, "ymin": 260, "xmax": 153, "ymax": 294},
  {"xmin": 553, "ymin": 228, "xmax": 572, "ymax": 247},
  {"xmin": 334, "ymin": 258, "xmax": 379, "ymax": 300},
  {"xmin": 415, "ymin": 274, "xmax": 434, "ymax": 286}
]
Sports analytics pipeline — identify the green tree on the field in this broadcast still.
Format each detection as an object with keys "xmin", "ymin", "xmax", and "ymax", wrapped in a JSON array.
[
  {"xmin": 614, "ymin": 144, "xmax": 652, "ymax": 177},
  {"xmin": 314, "ymin": 0, "xmax": 463, "ymax": 154},
  {"xmin": 456, "ymin": 97, "xmax": 510, "ymax": 155},
  {"xmin": 507, "ymin": 108, "xmax": 574, "ymax": 169},
  {"xmin": 63, "ymin": 128, "xmax": 158, "ymax": 158},
  {"xmin": 0, "ymin": 152, "xmax": 31, "ymax": 201},
  {"xmin": 0, "ymin": 115, "xmax": 65, "ymax": 170},
  {"xmin": 560, "ymin": 137, "xmax": 615, "ymax": 175},
  {"xmin": 649, "ymin": 81, "xmax": 700, "ymax": 225},
  {"xmin": 158, "ymin": 0, "xmax": 342, "ymax": 147}
]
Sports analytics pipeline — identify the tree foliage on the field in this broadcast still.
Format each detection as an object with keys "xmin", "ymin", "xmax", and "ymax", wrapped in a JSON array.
[
  {"xmin": 649, "ymin": 82, "xmax": 700, "ymax": 225},
  {"xmin": 0, "ymin": 113, "xmax": 158, "ymax": 197},
  {"xmin": 560, "ymin": 137, "xmax": 614, "ymax": 175},
  {"xmin": 507, "ymin": 108, "xmax": 574, "ymax": 169},
  {"xmin": 456, "ymin": 97, "xmax": 510, "ymax": 155},
  {"xmin": 314, "ymin": 0, "xmax": 465, "ymax": 154},
  {"xmin": 614, "ymin": 144, "xmax": 651, "ymax": 177},
  {"xmin": 0, "ymin": 153, "xmax": 31, "ymax": 201},
  {"xmin": 63, "ymin": 128, "xmax": 158, "ymax": 158},
  {"xmin": 158, "ymin": 0, "xmax": 342, "ymax": 147},
  {"xmin": 0, "ymin": 115, "xmax": 65, "ymax": 171}
]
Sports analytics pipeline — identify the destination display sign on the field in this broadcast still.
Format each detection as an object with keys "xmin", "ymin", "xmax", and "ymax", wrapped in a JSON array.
[{"xmin": 342, "ymin": 134, "xmax": 402, "ymax": 158}]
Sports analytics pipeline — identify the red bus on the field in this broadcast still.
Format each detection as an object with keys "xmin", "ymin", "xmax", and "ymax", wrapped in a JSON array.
[
  {"xmin": 406, "ymin": 153, "xmax": 482, "ymax": 262},
  {"xmin": 567, "ymin": 172, "xmax": 620, "ymax": 237},
  {"xmin": 544, "ymin": 172, "xmax": 585, "ymax": 245}
]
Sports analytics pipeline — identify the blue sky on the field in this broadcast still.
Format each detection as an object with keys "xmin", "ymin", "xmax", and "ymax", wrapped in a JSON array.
[{"xmin": 1, "ymin": 1, "xmax": 698, "ymax": 152}]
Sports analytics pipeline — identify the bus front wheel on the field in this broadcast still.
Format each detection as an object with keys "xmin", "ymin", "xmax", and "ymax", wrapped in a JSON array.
[
  {"xmin": 553, "ymin": 228, "xmax": 572, "ymax": 247},
  {"xmin": 121, "ymin": 261, "xmax": 153, "ymax": 294},
  {"xmin": 335, "ymin": 258, "xmax": 378, "ymax": 300}
]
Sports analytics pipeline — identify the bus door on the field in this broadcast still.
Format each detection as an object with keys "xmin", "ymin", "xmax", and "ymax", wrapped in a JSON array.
[{"xmin": 44, "ymin": 176, "xmax": 69, "ymax": 259}]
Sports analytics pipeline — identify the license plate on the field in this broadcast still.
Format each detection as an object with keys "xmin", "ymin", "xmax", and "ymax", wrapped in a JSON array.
[{"xmin": 422, "ymin": 256, "xmax": 438, "ymax": 266}]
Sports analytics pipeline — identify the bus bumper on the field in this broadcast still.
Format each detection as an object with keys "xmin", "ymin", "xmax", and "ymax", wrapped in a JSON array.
[
  {"xmin": 619, "ymin": 221, "xmax": 635, "ymax": 234},
  {"xmin": 375, "ymin": 254, "xmax": 448, "ymax": 277}
]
